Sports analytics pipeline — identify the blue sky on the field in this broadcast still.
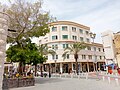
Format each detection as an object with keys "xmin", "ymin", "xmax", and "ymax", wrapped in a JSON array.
[{"xmin": 1, "ymin": 0, "xmax": 120, "ymax": 43}]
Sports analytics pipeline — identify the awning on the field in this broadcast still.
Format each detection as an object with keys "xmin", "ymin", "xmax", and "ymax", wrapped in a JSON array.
[{"xmin": 104, "ymin": 63, "xmax": 115, "ymax": 69}]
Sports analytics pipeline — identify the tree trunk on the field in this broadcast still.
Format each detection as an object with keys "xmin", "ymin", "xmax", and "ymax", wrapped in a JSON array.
[
  {"xmin": 40, "ymin": 64, "xmax": 43, "ymax": 77},
  {"xmin": 18, "ymin": 62, "xmax": 22, "ymax": 74},
  {"xmin": 48, "ymin": 64, "xmax": 51, "ymax": 78},
  {"xmin": 35, "ymin": 64, "xmax": 37, "ymax": 76},
  {"xmin": 74, "ymin": 54, "xmax": 78, "ymax": 75}
]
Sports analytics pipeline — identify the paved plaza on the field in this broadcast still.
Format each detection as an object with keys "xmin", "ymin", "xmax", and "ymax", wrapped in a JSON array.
[{"xmin": 10, "ymin": 77, "xmax": 120, "ymax": 90}]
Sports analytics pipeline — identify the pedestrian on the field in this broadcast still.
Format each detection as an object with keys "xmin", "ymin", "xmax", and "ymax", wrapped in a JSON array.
[
  {"xmin": 117, "ymin": 68, "xmax": 120, "ymax": 75},
  {"xmin": 96, "ymin": 68, "xmax": 100, "ymax": 80}
]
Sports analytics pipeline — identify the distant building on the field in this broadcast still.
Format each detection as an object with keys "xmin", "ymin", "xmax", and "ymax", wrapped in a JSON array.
[
  {"xmin": 101, "ymin": 30, "xmax": 116, "ymax": 65},
  {"xmin": 101, "ymin": 30, "xmax": 120, "ymax": 68},
  {"xmin": 114, "ymin": 32, "xmax": 120, "ymax": 67},
  {"xmin": 40, "ymin": 21, "xmax": 105, "ymax": 73}
]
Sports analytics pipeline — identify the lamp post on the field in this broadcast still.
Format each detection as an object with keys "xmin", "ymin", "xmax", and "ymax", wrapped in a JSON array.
[
  {"xmin": 89, "ymin": 32, "xmax": 97, "ymax": 71},
  {"xmin": 54, "ymin": 45, "xmax": 58, "ymax": 74}
]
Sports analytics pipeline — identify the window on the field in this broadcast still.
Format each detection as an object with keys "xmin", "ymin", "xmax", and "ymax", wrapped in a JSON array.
[
  {"xmin": 93, "ymin": 47, "xmax": 96, "ymax": 51},
  {"xmin": 63, "ymin": 44, "xmax": 68, "ymax": 48},
  {"xmin": 55, "ymin": 44, "xmax": 58, "ymax": 49},
  {"xmin": 52, "ymin": 55, "xmax": 58, "ymax": 59},
  {"xmin": 99, "ymin": 56, "xmax": 102, "ymax": 60},
  {"xmin": 64, "ymin": 54, "xmax": 69, "ymax": 59},
  {"xmin": 66, "ymin": 44, "xmax": 68, "ymax": 48},
  {"xmin": 95, "ymin": 56, "xmax": 97, "ymax": 60},
  {"xmin": 103, "ymin": 49, "xmax": 104, "ymax": 52},
  {"xmin": 98, "ymin": 48, "xmax": 101, "ymax": 52},
  {"xmin": 86, "ymin": 38, "xmax": 90, "ymax": 43},
  {"xmin": 45, "ymin": 56, "xmax": 48, "ymax": 59},
  {"xmin": 82, "ymin": 55, "xmax": 86, "ymax": 59},
  {"xmin": 66, "ymin": 54, "xmax": 69, "ymax": 59},
  {"xmin": 52, "ymin": 35, "xmax": 58, "ymax": 40},
  {"xmin": 52, "ymin": 45, "xmax": 54, "ymax": 49},
  {"xmin": 79, "ymin": 29, "xmax": 83, "ymax": 34},
  {"xmin": 56, "ymin": 55, "xmax": 58, "ymax": 59},
  {"xmin": 72, "ymin": 27, "xmax": 76, "ymax": 32},
  {"xmin": 87, "ymin": 46, "xmax": 91, "ymax": 50},
  {"xmin": 63, "ymin": 44, "xmax": 65, "ymax": 48},
  {"xmin": 52, "ymin": 55, "xmax": 55, "ymax": 59},
  {"xmin": 62, "ymin": 35, "xmax": 68, "ymax": 39},
  {"xmin": 88, "ymin": 55, "xmax": 92, "ymax": 59},
  {"xmin": 52, "ymin": 27, "xmax": 57, "ymax": 31},
  {"xmin": 52, "ymin": 44, "xmax": 58, "ymax": 49},
  {"xmin": 80, "ymin": 37, "xmax": 84, "ymax": 41},
  {"xmin": 72, "ymin": 35, "xmax": 77, "ymax": 40},
  {"xmin": 104, "ymin": 56, "xmax": 105, "ymax": 59},
  {"xmin": 86, "ymin": 31, "xmax": 89, "ymax": 35},
  {"xmin": 62, "ymin": 26, "xmax": 67, "ymax": 31}
]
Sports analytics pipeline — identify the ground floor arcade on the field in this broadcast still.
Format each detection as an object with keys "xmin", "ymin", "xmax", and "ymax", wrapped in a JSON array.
[{"xmin": 44, "ymin": 62, "xmax": 105, "ymax": 74}]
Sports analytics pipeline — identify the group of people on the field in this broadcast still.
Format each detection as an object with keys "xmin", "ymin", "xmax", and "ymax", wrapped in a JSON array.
[{"xmin": 108, "ymin": 65, "xmax": 120, "ymax": 75}]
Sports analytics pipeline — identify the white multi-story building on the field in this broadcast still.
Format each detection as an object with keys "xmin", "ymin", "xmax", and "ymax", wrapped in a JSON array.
[
  {"xmin": 40, "ymin": 21, "xmax": 105, "ymax": 73},
  {"xmin": 101, "ymin": 30, "xmax": 116, "ymax": 65},
  {"xmin": 101, "ymin": 30, "xmax": 120, "ymax": 68}
]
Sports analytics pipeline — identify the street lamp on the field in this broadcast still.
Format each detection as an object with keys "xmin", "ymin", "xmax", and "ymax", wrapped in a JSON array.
[
  {"xmin": 54, "ymin": 45, "xmax": 58, "ymax": 74},
  {"xmin": 89, "ymin": 32, "xmax": 97, "ymax": 71}
]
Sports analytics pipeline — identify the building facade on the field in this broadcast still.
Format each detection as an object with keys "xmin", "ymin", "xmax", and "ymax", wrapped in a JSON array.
[
  {"xmin": 114, "ymin": 32, "xmax": 120, "ymax": 67},
  {"xmin": 101, "ymin": 30, "xmax": 116, "ymax": 65},
  {"xmin": 40, "ymin": 21, "xmax": 105, "ymax": 73}
]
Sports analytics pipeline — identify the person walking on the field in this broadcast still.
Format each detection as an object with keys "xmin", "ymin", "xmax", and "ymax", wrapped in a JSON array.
[{"xmin": 96, "ymin": 68, "xmax": 101, "ymax": 80}]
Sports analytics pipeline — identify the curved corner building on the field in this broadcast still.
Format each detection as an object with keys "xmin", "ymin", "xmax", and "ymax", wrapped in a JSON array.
[{"xmin": 39, "ymin": 21, "xmax": 105, "ymax": 73}]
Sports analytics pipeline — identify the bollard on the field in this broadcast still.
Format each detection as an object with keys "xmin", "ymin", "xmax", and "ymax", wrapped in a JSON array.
[
  {"xmin": 115, "ymin": 73, "xmax": 118, "ymax": 76},
  {"xmin": 65, "ymin": 74, "xmax": 67, "ymax": 78},
  {"xmin": 60, "ymin": 74, "xmax": 61, "ymax": 78},
  {"xmin": 108, "ymin": 77, "xmax": 111, "ymax": 84},
  {"xmin": 102, "ymin": 76, "xmax": 105, "ymax": 81},
  {"xmin": 71, "ymin": 74, "xmax": 73, "ymax": 79},
  {"xmin": 86, "ymin": 73, "xmax": 88, "ymax": 80},
  {"xmin": 115, "ymin": 78, "xmax": 119, "ymax": 86},
  {"xmin": 78, "ymin": 75, "xmax": 80, "ymax": 79},
  {"xmin": 79, "ymin": 73, "xmax": 81, "ymax": 78}
]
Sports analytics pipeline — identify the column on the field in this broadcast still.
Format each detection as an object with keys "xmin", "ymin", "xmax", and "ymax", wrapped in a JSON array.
[
  {"xmin": 71, "ymin": 62, "xmax": 74, "ymax": 71},
  {"xmin": 0, "ymin": 12, "xmax": 9, "ymax": 90},
  {"xmin": 60, "ymin": 63, "xmax": 63, "ymax": 73},
  {"xmin": 80, "ymin": 62, "xmax": 82, "ymax": 72},
  {"xmin": 93, "ymin": 62, "xmax": 95, "ymax": 71},
  {"xmin": 98, "ymin": 62, "xmax": 101, "ymax": 70},
  {"xmin": 87, "ymin": 62, "xmax": 89, "ymax": 72}
]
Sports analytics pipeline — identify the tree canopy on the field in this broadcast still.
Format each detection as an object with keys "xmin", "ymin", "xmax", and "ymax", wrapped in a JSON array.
[
  {"xmin": 2, "ymin": 0, "xmax": 55, "ymax": 44},
  {"xmin": 6, "ymin": 38, "xmax": 41, "ymax": 64}
]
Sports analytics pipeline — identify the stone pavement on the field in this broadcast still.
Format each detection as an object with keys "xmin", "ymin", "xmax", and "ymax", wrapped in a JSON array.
[{"xmin": 10, "ymin": 77, "xmax": 120, "ymax": 90}]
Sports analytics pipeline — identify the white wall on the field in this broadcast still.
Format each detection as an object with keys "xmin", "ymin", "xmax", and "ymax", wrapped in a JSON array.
[{"xmin": 101, "ymin": 30, "xmax": 116, "ymax": 64}]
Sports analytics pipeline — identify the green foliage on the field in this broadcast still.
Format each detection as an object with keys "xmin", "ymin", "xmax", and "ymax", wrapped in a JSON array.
[
  {"xmin": 38, "ymin": 44, "xmax": 56, "ymax": 56},
  {"xmin": 6, "ymin": 38, "xmax": 46, "ymax": 65},
  {"xmin": 62, "ymin": 42, "xmax": 86, "ymax": 59}
]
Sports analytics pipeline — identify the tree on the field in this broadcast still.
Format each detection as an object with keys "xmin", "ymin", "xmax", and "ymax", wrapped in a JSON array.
[
  {"xmin": 62, "ymin": 42, "xmax": 86, "ymax": 75},
  {"xmin": 6, "ymin": 38, "xmax": 44, "ymax": 75},
  {"xmin": 38, "ymin": 44, "xmax": 56, "ymax": 77},
  {"xmin": 6, "ymin": 44, "xmax": 28, "ymax": 74},
  {"xmin": 5, "ymin": 0, "xmax": 55, "ymax": 44},
  {"xmin": 28, "ymin": 51, "xmax": 46, "ymax": 76},
  {"xmin": 5, "ymin": 0, "xmax": 55, "ymax": 75}
]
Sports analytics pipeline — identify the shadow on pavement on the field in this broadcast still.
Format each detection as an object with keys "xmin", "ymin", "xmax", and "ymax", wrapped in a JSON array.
[{"xmin": 35, "ymin": 77, "xmax": 64, "ymax": 84}]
